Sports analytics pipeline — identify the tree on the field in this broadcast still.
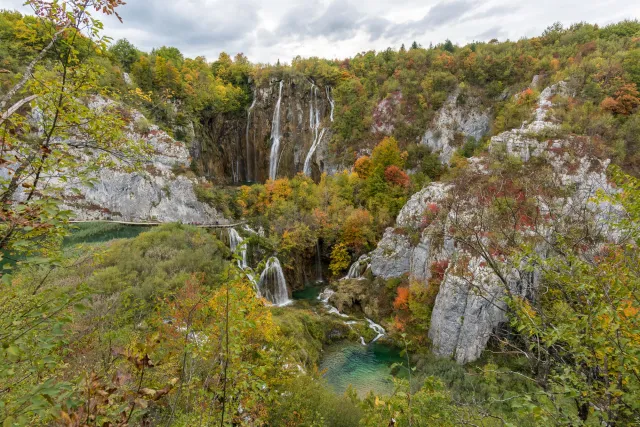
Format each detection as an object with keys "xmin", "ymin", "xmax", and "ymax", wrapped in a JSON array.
[
  {"xmin": 109, "ymin": 38, "xmax": 140, "ymax": 72},
  {"xmin": 442, "ymin": 39, "xmax": 455, "ymax": 53},
  {"xmin": 0, "ymin": 1, "xmax": 151, "ymax": 423},
  {"xmin": 152, "ymin": 45, "xmax": 184, "ymax": 67}
]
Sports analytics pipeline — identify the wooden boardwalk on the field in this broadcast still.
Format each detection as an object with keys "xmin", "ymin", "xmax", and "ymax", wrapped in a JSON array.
[{"xmin": 69, "ymin": 220, "xmax": 247, "ymax": 229}]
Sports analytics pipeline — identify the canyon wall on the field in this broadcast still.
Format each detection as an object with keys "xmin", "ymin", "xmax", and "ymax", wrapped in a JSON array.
[{"xmin": 193, "ymin": 76, "xmax": 336, "ymax": 183}]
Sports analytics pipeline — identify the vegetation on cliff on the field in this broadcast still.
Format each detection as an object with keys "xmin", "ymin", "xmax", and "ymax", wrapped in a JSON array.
[{"xmin": 1, "ymin": 1, "xmax": 640, "ymax": 426}]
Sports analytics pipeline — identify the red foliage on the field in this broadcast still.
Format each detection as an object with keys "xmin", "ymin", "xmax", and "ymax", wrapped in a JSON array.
[
  {"xmin": 384, "ymin": 165, "xmax": 410, "ymax": 188},
  {"xmin": 420, "ymin": 203, "xmax": 440, "ymax": 228},
  {"xmin": 430, "ymin": 260, "xmax": 449, "ymax": 282},
  {"xmin": 393, "ymin": 287, "xmax": 410, "ymax": 310}
]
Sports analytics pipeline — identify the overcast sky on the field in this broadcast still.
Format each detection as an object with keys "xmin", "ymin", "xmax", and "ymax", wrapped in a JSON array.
[{"xmin": 1, "ymin": 0, "xmax": 639, "ymax": 64}]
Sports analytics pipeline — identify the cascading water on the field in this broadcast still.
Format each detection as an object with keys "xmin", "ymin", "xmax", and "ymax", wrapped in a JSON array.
[
  {"xmin": 343, "ymin": 255, "xmax": 371, "ymax": 280},
  {"xmin": 366, "ymin": 318, "xmax": 386, "ymax": 343},
  {"xmin": 309, "ymin": 83, "xmax": 315, "ymax": 131},
  {"xmin": 228, "ymin": 228, "xmax": 248, "ymax": 269},
  {"xmin": 303, "ymin": 83, "xmax": 325, "ymax": 176},
  {"xmin": 245, "ymin": 90, "xmax": 257, "ymax": 182},
  {"xmin": 268, "ymin": 81, "xmax": 284, "ymax": 180},
  {"xmin": 326, "ymin": 86, "xmax": 335, "ymax": 122},
  {"xmin": 258, "ymin": 257, "xmax": 290, "ymax": 306},
  {"xmin": 303, "ymin": 128, "xmax": 326, "ymax": 176}
]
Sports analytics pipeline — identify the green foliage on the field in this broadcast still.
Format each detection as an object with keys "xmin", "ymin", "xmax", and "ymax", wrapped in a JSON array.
[
  {"xmin": 194, "ymin": 182, "xmax": 241, "ymax": 219},
  {"xmin": 268, "ymin": 375, "xmax": 362, "ymax": 427},
  {"xmin": 109, "ymin": 38, "xmax": 141, "ymax": 72}
]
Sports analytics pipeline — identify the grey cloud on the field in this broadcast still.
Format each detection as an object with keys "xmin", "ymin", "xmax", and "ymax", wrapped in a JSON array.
[
  {"xmin": 270, "ymin": 0, "xmax": 366, "ymax": 42},
  {"xmin": 474, "ymin": 26, "xmax": 507, "ymax": 41},
  {"xmin": 112, "ymin": 0, "xmax": 260, "ymax": 52},
  {"xmin": 461, "ymin": 5, "xmax": 519, "ymax": 22},
  {"xmin": 383, "ymin": 0, "xmax": 479, "ymax": 40},
  {"xmin": 362, "ymin": 16, "xmax": 392, "ymax": 41}
]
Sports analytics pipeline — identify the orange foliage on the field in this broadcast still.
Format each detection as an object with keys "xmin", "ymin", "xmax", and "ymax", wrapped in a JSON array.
[
  {"xmin": 265, "ymin": 178, "xmax": 293, "ymax": 202},
  {"xmin": 517, "ymin": 88, "xmax": 536, "ymax": 105},
  {"xmin": 384, "ymin": 165, "xmax": 410, "ymax": 188},
  {"xmin": 341, "ymin": 209, "xmax": 374, "ymax": 252},
  {"xmin": 601, "ymin": 82, "xmax": 640, "ymax": 115},
  {"xmin": 393, "ymin": 315, "xmax": 405, "ymax": 331},
  {"xmin": 354, "ymin": 155, "xmax": 372, "ymax": 178},
  {"xmin": 393, "ymin": 287, "xmax": 410, "ymax": 310}
]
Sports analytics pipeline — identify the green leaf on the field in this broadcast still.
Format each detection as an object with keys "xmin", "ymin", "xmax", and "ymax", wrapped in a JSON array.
[{"xmin": 7, "ymin": 345, "xmax": 20, "ymax": 357}]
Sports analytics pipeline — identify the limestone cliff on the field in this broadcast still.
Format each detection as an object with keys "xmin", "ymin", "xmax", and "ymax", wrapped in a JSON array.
[
  {"xmin": 193, "ymin": 76, "xmax": 337, "ymax": 183},
  {"xmin": 368, "ymin": 83, "xmax": 618, "ymax": 363},
  {"xmin": 421, "ymin": 90, "xmax": 491, "ymax": 164},
  {"xmin": 63, "ymin": 107, "xmax": 226, "ymax": 224}
]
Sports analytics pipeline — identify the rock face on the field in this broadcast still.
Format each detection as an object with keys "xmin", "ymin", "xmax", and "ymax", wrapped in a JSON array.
[
  {"xmin": 370, "ymin": 183, "xmax": 450, "ymax": 281},
  {"xmin": 371, "ymin": 92, "xmax": 403, "ymax": 135},
  {"xmin": 421, "ymin": 90, "xmax": 491, "ymax": 164},
  {"xmin": 369, "ymin": 84, "xmax": 616, "ymax": 364},
  {"xmin": 64, "ymin": 109, "xmax": 226, "ymax": 224},
  {"xmin": 194, "ymin": 75, "xmax": 337, "ymax": 183}
]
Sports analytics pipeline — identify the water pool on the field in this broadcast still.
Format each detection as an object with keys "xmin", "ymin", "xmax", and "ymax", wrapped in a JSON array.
[{"xmin": 320, "ymin": 341, "xmax": 406, "ymax": 397}]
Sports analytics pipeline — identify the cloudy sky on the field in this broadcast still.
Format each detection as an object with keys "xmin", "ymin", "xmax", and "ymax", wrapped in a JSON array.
[{"xmin": 1, "ymin": 0, "xmax": 639, "ymax": 63}]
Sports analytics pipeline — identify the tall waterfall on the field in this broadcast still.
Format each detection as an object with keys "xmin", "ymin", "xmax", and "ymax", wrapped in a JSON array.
[
  {"xmin": 268, "ymin": 81, "xmax": 284, "ymax": 180},
  {"xmin": 303, "ymin": 83, "xmax": 324, "ymax": 176},
  {"xmin": 228, "ymin": 228, "xmax": 248, "ymax": 269},
  {"xmin": 245, "ymin": 90, "xmax": 257, "ymax": 182},
  {"xmin": 326, "ymin": 86, "xmax": 335, "ymax": 122},
  {"xmin": 303, "ymin": 128, "xmax": 326, "ymax": 176},
  {"xmin": 258, "ymin": 257, "xmax": 290, "ymax": 306},
  {"xmin": 309, "ymin": 83, "xmax": 315, "ymax": 131}
]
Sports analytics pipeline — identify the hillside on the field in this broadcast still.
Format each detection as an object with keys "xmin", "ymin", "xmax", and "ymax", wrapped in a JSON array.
[{"xmin": 1, "ymin": 3, "xmax": 640, "ymax": 427}]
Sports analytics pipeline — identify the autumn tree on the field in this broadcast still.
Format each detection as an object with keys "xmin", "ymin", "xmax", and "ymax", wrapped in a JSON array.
[{"xmin": 0, "ymin": 1, "xmax": 151, "ymax": 423}]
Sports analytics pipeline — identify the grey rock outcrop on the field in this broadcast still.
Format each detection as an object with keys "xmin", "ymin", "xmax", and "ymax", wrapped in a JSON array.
[
  {"xmin": 371, "ymin": 92, "xmax": 403, "ymax": 135},
  {"xmin": 421, "ymin": 90, "xmax": 491, "ymax": 164},
  {"xmin": 63, "ymin": 108, "xmax": 226, "ymax": 224},
  {"xmin": 368, "ymin": 83, "xmax": 616, "ymax": 364}
]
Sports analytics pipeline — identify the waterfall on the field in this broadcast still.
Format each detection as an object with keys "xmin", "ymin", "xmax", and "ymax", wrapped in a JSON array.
[
  {"xmin": 243, "ymin": 224, "xmax": 258, "ymax": 235},
  {"xmin": 326, "ymin": 86, "xmax": 335, "ymax": 122},
  {"xmin": 309, "ymin": 83, "xmax": 315, "ymax": 130},
  {"xmin": 257, "ymin": 257, "xmax": 290, "ymax": 306},
  {"xmin": 269, "ymin": 81, "xmax": 284, "ymax": 180},
  {"xmin": 318, "ymin": 288, "xmax": 335, "ymax": 303},
  {"xmin": 245, "ymin": 90, "xmax": 257, "ymax": 182},
  {"xmin": 228, "ymin": 228, "xmax": 248, "ymax": 269},
  {"xmin": 315, "ymin": 240, "xmax": 323, "ymax": 283},
  {"xmin": 342, "ymin": 255, "xmax": 371, "ymax": 280},
  {"xmin": 303, "ymin": 128, "xmax": 326, "ymax": 176},
  {"xmin": 366, "ymin": 318, "xmax": 386, "ymax": 343}
]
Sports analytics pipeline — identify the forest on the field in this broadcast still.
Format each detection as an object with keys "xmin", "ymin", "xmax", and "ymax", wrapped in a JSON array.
[{"xmin": 1, "ymin": 0, "xmax": 640, "ymax": 426}]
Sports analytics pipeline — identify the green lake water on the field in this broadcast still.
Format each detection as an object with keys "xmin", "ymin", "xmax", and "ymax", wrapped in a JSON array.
[
  {"xmin": 320, "ymin": 341, "xmax": 406, "ymax": 397},
  {"xmin": 63, "ymin": 222, "xmax": 150, "ymax": 246},
  {"xmin": 292, "ymin": 285, "xmax": 324, "ymax": 301}
]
